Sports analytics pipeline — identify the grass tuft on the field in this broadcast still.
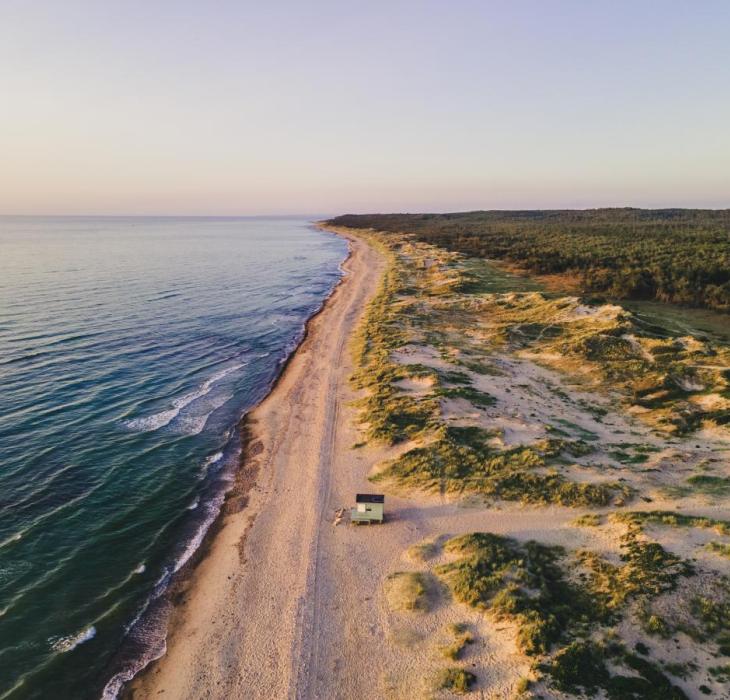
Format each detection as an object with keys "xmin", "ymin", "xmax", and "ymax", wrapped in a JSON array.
[
  {"xmin": 384, "ymin": 571, "xmax": 431, "ymax": 612},
  {"xmin": 435, "ymin": 668, "xmax": 476, "ymax": 694}
]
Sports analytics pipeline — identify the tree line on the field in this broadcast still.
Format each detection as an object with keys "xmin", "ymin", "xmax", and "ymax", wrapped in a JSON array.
[{"xmin": 328, "ymin": 209, "xmax": 730, "ymax": 312}]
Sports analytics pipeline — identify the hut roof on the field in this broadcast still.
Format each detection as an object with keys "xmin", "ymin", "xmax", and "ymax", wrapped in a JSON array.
[{"xmin": 355, "ymin": 493, "xmax": 385, "ymax": 504}]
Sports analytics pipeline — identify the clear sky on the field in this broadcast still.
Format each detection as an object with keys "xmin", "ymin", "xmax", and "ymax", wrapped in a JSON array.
[{"xmin": 1, "ymin": 0, "xmax": 728, "ymax": 215}]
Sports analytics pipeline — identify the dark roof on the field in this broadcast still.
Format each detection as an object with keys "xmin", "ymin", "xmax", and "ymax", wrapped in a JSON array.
[{"xmin": 355, "ymin": 493, "xmax": 385, "ymax": 504}]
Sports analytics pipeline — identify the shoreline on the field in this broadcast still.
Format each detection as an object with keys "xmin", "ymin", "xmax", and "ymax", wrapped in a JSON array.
[
  {"xmin": 105, "ymin": 227, "xmax": 352, "ymax": 699},
  {"xmin": 124, "ymin": 227, "xmax": 384, "ymax": 699}
]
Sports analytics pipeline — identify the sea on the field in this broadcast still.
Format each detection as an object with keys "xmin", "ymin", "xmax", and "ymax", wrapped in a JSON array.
[{"xmin": 0, "ymin": 216, "xmax": 348, "ymax": 699}]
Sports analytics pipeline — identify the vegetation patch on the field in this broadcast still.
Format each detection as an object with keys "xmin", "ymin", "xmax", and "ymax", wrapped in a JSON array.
[
  {"xmin": 436, "ymin": 385, "xmax": 495, "ymax": 407},
  {"xmin": 349, "ymin": 242, "xmax": 440, "ymax": 443},
  {"xmin": 373, "ymin": 429, "xmax": 626, "ymax": 506},
  {"xmin": 543, "ymin": 640, "xmax": 688, "ymax": 699},
  {"xmin": 435, "ymin": 533, "xmax": 600, "ymax": 655},
  {"xmin": 685, "ymin": 474, "xmax": 730, "ymax": 496},
  {"xmin": 343, "ymin": 224, "xmax": 730, "ymax": 443},
  {"xmin": 407, "ymin": 538, "xmax": 440, "ymax": 562},
  {"xmin": 434, "ymin": 667, "xmax": 476, "ymax": 694},
  {"xmin": 613, "ymin": 510, "xmax": 730, "ymax": 535},
  {"xmin": 427, "ymin": 531, "xmax": 706, "ymax": 696},
  {"xmin": 577, "ymin": 529, "xmax": 693, "ymax": 618},
  {"xmin": 709, "ymin": 664, "xmax": 730, "ymax": 682},
  {"xmin": 706, "ymin": 541, "xmax": 730, "ymax": 558},
  {"xmin": 438, "ymin": 623, "xmax": 474, "ymax": 660},
  {"xmin": 690, "ymin": 584, "xmax": 730, "ymax": 643},
  {"xmin": 572, "ymin": 513, "xmax": 602, "ymax": 527},
  {"xmin": 384, "ymin": 571, "xmax": 431, "ymax": 613}
]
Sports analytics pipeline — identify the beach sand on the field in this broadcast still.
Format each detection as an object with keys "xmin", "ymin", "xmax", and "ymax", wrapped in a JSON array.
[{"xmin": 128, "ymin": 230, "xmax": 387, "ymax": 699}]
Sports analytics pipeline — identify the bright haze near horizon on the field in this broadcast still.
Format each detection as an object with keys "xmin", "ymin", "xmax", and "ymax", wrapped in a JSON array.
[{"xmin": 1, "ymin": 0, "xmax": 729, "ymax": 216}]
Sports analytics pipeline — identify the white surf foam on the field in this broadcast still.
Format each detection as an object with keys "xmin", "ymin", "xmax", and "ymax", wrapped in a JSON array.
[
  {"xmin": 49, "ymin": 625, "xmax": 96, "ymax": 653},
  {"xmin": 122, "ymin": 363, "xmax": 244, "ymax": 433},
  {"xmin": 0, "ymin": 531, "xmax": 23, "ymax": 549},
  {"xmin": 168, "ymin": 392, "xmax": 233, "ymax": 436},
  {"xmin": 203, "ymin": 451, "xmax": 223, "ymax": 467},
  {"xmin": 100, "ymin": 639, "xmax": 166, "ymax": 700}
]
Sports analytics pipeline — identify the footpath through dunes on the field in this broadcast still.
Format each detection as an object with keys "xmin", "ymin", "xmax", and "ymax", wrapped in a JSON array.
[{"xmin": 128, "ymin": 232, "xmax": 385, "ymax": 699}]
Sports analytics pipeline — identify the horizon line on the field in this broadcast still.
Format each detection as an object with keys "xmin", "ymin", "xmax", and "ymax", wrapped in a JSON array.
[{"xmin": 2, "ymin": 205, "xmax": 730, "ymax": 219}]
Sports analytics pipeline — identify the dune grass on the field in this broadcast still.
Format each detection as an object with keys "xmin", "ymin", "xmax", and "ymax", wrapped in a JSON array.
[
  {"xmin": 433, "ymin": 530, "xmax": 701, "ymax": 694},
  {"xmin": 706, "ymin": 541, "xmax": 730, "ymax": 558},
  {"xmin": 384, "ymin": 571, "xmax": 431, "ymax": 613},
  {"xmin": 577, "ymin": 530, "xmax": 693, "ymax": 616},
  {"xmin": 572, "ymin": 513, "xmax": 602, "ymax": 527},
  {"xmin": 406, "ymin": 538, "xmax": 440, "ymax": 562},
  {"xmin": 373, "ymin": 429, "xmax": 626, "ymax": 506},
  {"xmin": 350, "ymin": 236, "xmax": 630, "ymax": 507},
  {"xmin": 543, "ymin": 640, "xmax": 688, "ymax": 699},
  {"xmin": 438, "ymin": 623, "xmax": 474, "ymax": 661},
  {"xmin": 613, "ymin": 510, "xmax": 730, "ymax": 535},
  {"xmin": 435, "ymin": 533, "xmax": 600, "ymax": 655},
  {"xmin": 434, "ymin": 667, "xmax": 476, "ymax": 694}
]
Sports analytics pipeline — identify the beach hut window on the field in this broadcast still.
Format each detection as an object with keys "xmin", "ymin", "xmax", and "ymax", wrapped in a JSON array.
[{"xmin": 357, "ymin": 503, "xmax": 367, "ymax": 513}]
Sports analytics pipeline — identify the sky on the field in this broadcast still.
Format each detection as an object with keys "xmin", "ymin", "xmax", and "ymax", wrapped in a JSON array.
[{"xmin": 0, "ymin": 0, "xmax": 729, "ymax": 215}]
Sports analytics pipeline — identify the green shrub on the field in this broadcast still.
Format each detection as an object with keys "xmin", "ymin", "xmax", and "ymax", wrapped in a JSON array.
[
  {"xmin": 545, "ymin": 641, "xmax": 609, "ymax": 693},
  {"xmin": 435, "ymin": 668, "xmax": 476, "ymax": 694},
  {"xmin": 436, "ymin": 533, "xmax": 597, "ymax": 655},
  {"xmin": 544, "ymin": 642, "xmax": 689, "ymax": 699}
]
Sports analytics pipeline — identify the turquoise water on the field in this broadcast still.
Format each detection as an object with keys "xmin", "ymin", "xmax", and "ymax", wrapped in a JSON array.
[{"xmin": 0, "ymin": 217, "xmax": 347, "ymax": 699}]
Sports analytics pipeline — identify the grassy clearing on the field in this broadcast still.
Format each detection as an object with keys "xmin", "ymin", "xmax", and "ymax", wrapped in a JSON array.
[{"xmin": 384, "ymin": 571, "xmax": 431, "ymax": 612}]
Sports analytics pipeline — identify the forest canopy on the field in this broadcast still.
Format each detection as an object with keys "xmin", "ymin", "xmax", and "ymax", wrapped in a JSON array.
[{"xmin": 327, "ymin": 209, "xmax": 730, "ymax": 312}]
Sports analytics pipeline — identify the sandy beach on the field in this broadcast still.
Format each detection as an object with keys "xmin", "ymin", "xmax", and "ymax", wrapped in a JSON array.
[{"xmin": 128, "ymin": 229, "xmax": 387, "ymax": 699}]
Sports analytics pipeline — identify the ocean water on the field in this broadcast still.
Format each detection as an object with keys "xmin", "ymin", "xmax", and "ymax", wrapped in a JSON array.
[{"xmin": 0, "ymin": 217, "xmax": 348, "ymax": 699}]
